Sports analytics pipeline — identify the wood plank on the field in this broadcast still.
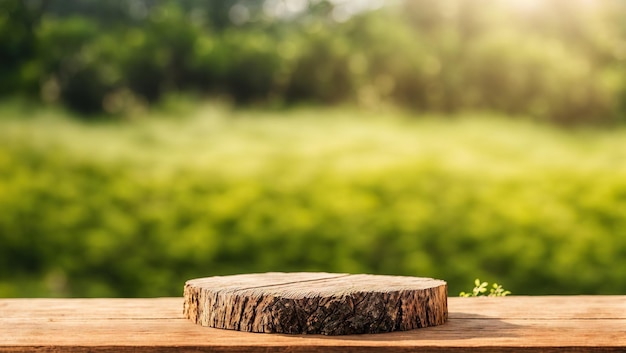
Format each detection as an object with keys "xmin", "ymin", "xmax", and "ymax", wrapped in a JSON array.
[{"xmin": 1, "ymin": 296, "xmax": 625, "ymax": 352}]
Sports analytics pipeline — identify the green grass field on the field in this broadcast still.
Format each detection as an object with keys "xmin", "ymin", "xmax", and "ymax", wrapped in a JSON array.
[{"xmin": 1, "ymin": 103, "xmax": 625, "ymax": 297}]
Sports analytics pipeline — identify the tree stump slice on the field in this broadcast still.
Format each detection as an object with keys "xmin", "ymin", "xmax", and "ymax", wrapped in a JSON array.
[{"xmin": 183, "ymin": 272, "xmax": 447, "ymax": 335}]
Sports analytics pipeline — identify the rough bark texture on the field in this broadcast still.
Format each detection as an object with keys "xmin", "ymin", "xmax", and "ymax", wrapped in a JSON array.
[{"xmin": 183, "ymin": 272, "xmax": 448, "ymax": 335}]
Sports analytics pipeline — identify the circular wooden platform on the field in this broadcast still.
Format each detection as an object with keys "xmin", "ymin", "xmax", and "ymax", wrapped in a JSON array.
[{"xmin": 183, "ymin": 272, "xmax": 447, "ymax": 335}]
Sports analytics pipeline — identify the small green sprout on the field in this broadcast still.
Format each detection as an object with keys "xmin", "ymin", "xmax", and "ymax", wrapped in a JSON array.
[{"xmin": 460, "ymin": 278, "xmax": 511, "ymax": 297}]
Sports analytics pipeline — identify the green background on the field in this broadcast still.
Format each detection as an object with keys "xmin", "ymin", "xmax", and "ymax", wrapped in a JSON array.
[{"xmin": 1, "ymin": 0, "xmax": 625, "ymax": 297}]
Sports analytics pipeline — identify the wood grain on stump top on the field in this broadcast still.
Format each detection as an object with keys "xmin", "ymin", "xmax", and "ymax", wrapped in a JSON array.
[{"xmin": 183, "ymin": 272, "xmax": 447, "ymax": 335}]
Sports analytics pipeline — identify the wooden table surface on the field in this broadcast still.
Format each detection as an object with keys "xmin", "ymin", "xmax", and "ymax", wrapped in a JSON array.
[{"xmin": 1, "ymin": 296, "xmax": 624, "ymax": 352}]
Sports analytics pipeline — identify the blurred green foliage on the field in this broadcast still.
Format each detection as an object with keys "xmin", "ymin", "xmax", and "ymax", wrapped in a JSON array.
[
  {"xmin": 1, "ymin": 0, "xmax": 626, "ymax": 124},
  {"xmin": 2, "ymin": 0, "xmax": 626, "ymax": 298},
  {"xmin": 1, "ymin": 104, "xmax": 625, "ymax": 297}
]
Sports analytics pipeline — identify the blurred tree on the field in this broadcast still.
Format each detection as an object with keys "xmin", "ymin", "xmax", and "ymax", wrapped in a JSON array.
[
  {"xmin": 0, "ymin": 0, "xmax": 625, "ymax": 123},
  {"xmin": 0, "ymin": 0, "xmax": 48, "ymax": 94}
]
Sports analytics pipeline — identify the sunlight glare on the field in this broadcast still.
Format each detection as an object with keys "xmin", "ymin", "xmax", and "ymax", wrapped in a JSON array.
[{"xmin": 505, "ymin": 0, "xmax": 544, "ymax": 14}]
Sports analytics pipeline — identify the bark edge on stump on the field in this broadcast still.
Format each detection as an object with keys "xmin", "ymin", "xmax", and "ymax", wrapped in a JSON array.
[{"xmin": 183, "ymin": 272, "xmax": 447, "ymax": 335}]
